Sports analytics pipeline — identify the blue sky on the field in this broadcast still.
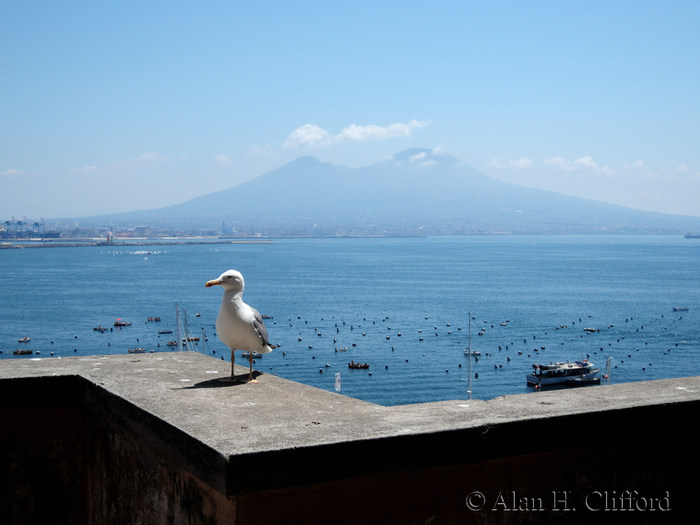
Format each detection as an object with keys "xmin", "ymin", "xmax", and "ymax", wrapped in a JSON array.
[{"xmin": 2, "ymin": 1, "xmax": 699, "ymax": 219}]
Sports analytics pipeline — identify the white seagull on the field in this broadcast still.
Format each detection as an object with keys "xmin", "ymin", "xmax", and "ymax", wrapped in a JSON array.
[{"xmin": 205, "ymin": 270, "xmax": 275, "ymax": 382}]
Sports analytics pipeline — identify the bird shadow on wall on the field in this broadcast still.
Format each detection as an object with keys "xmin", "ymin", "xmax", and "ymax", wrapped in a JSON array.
[{"xmin": 180, "ymin": 371, "xmax": 264, "ymax": 389}]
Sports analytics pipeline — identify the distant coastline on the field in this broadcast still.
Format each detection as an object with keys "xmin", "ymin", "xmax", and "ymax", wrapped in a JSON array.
[
  {"xmin": 4, "ymin": 232, "xmax": 700, "ymax": 249},
  {"xmin": 0, "ymin": 239, "xmax": 273, "ymax": 250}
]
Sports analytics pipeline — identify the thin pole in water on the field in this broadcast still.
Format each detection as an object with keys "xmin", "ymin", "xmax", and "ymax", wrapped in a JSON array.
[
  {"xmin": 183, "ymin": 309, "xmax": 189, "ymax": 347},
  {"xmin": 175, "ymin": 301, "xmax": 183, "ymax": 352},
  {"xmin": 467, "ymin": 311, "xmax": 472, "ymax": 400}
]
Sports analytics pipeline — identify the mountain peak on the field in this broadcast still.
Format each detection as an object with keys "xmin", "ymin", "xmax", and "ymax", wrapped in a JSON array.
[
  {"xmin": 288, "ymin": 155, "xmax": 322, "ymax": 166},
  {"xmin": 390, "ymin": 148, "xmax": 459, "ymax": 167},
  {"xmin": 87, "ymin": 147, "xmax": 700, "ymax": 235}
]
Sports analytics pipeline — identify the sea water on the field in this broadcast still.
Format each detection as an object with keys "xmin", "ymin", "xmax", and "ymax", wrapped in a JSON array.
[{"xmin": 1, "ymin": 236, "xmax": 699, "ymax": 405}]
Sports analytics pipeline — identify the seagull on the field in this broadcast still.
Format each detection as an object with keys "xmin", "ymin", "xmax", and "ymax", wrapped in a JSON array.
[{"xmin": 205, "ymin": 270, "xmax": 275, "ymax": 382}]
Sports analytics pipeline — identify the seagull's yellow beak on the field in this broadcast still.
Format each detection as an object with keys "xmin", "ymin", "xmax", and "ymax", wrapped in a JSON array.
[{"xmin": 205, "ymin": 279, "xmax": 223, "ymax": 288}]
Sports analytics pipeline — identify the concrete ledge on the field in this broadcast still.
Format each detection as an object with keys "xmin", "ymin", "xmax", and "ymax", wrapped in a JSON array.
[{"xmin": 1, "ymin": 352, "xmax": 698, "ymax": 524}]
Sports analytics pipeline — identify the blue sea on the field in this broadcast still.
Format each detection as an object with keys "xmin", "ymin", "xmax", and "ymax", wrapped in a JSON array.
[{"xmin": 1, "ymin": 236, "xmax": 699, "ymax": 405}]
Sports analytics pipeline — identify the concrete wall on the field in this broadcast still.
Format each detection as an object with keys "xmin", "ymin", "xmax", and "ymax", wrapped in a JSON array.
[{"xmin": 1, "ymin": 353, "xmax": 697, "ymax": 524}]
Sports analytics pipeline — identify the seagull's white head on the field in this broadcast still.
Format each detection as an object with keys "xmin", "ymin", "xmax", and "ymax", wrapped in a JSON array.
[{"xmin": 205, "ymin": 269, "xmax": 245, "ymax": 293}]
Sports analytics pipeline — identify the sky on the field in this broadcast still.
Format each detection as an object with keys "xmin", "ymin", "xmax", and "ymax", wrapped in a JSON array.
[{"xmin": 1, "ymin": 1, "xmax": 699, "ymax": 220}]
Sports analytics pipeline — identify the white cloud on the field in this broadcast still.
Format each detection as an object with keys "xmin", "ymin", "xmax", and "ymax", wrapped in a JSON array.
[
  {"xmin": 67, "ymin": 165, "xmax": 98, "ymax": 175},
  {"xmin": 215, "ymin": 154, "xmax": 232, "ymax": 165},
  {"xmin": 487, "ymin": 157, "xmax": 533, "ymax": 170},
  {"xmin": 544, "ymin": 155, "xmax": 614, "ymax": 176},
  {"xmin": 3, "ymin": 168, "xmax": 22, "ymax": 176},
  {"xmin": 335, "ymin": 119, "xmax": 431, "ymax": 142},
  {"xmin": 574, "ymin": 156, "xmax": 597, "ymax": 169},
  {"xmin": 284, "ymin": 124, "xmax": 330, "ymax": 147},
  {"xmin": 618, "ymin": 160, "xmax": 700, "ymax": 183},
  {"xmin": 407, "ymin": 151, "xmax": 436, "ymax": 167},
  {"xmin": 545, "ymin": 156, "xmax": 582, "ymax": 171},
  {"xmin": 283, "ymin": 119, "xmax": 431, "ymax": 148},
  {"xmin": 135, "ymin": 152, "xmax": 167, "ymax": 163},
  {"xmin": 622, "ymin": 160, "xmax": 648, "ymax": 172}
]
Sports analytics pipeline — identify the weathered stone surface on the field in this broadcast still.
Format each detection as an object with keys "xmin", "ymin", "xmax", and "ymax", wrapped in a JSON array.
[{"xmin": 1, "ymin": 352, "xmax": 698, "ymax": 524}]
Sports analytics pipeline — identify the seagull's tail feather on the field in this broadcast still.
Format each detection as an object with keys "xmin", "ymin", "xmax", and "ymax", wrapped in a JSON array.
[{"xmin": 260, "ymin": 344, "xmax": 276, "ymax": 354}]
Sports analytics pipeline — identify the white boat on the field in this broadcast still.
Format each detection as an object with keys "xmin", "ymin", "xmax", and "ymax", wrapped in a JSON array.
[
  {"xmin": 241, "ymin": 351, "xmax": 263, "ymax": 359},
  {"xmin": 526, "ymin": 360, "xmax": 600, "ymax": 387}
]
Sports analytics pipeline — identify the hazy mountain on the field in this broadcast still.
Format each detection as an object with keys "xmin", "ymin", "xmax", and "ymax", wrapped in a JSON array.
[{"xmin": 85, "ymin": 148, "xmax": 700, "ymax": 235}]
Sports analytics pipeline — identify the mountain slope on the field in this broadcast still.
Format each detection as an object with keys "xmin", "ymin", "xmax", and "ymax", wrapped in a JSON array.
[{"xmin": 88, "ymin": 149, "xmax": 700, "ymax": 234}]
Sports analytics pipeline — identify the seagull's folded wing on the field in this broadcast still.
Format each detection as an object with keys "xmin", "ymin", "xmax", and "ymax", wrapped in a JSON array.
[{"xmin": 251, "ymin": 307, "xmax": 274, "ymax": 352}]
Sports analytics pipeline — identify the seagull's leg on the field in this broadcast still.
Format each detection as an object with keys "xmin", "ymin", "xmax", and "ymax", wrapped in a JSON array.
[
  {"xmin": 218, "ymin": 349, "xmax": 240, "ymax": 382},
  {"xmin": 247, "ymin": 353, "xmax": 258, "ymax": 383}
]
